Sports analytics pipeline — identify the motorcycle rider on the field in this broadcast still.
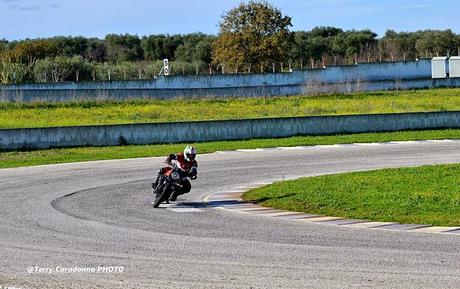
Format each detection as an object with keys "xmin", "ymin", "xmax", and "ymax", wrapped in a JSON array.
[{"xmin": 153, "ymin": 145, "xmax": 198, "ymax": 202}]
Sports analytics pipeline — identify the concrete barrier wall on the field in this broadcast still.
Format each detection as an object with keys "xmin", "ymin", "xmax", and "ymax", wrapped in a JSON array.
[
  {"xmin": 2, "ymin": 77, "xmax": 460, "ymax": 102},
  {"xmin": 1, "ymin": 111, "xmax": 459, "ymax": 150},
  {"xmin": 0, "ymin": 60, "xmax": 442, "ymax": 102}
]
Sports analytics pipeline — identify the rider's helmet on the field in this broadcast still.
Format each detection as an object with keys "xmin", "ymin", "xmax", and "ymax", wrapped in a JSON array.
[{"xmin": 184, "ymin": 145, "xmax": 196, "ymax": 162}]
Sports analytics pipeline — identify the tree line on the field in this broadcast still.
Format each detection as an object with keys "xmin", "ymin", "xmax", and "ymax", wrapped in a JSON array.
[
  {"xmin": 0, "ymin": 5, "xmax": 459, "ymax": 84},
  {"xmin": 291, "ymin": 28, "xmax": 460, "ymax": 67},
  {"xmin": 0, "ymin": 33, "xmax": 215, "ymax": 83}
]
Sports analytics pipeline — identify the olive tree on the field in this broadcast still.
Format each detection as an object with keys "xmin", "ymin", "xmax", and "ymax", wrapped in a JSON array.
[{"xmin": 0, "ymin": 61, "xmax": 29, "ymax": 84}]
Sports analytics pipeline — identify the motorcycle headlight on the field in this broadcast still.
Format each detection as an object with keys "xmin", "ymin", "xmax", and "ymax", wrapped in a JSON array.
[{"xmin": 171, "ymin": 172, "xmax": 180, "ymax": 180}]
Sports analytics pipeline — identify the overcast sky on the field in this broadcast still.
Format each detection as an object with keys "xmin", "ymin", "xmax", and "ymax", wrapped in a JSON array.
[{"xmin": 1, "ymin": 0, "xmax": 459, "ymax": 40}]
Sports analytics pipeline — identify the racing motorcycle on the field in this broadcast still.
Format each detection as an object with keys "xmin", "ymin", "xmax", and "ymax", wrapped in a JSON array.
[{"xmin": 151, "ymin": 161, "xmax": 195, "ymax": 208}]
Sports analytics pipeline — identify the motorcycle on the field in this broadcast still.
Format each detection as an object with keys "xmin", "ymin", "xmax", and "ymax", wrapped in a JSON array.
[{"xmin": 151, "ymin": 161, "xmax": 195, "ymax": 208}]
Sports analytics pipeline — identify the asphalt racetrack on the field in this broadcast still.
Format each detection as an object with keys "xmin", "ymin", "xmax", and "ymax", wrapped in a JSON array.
[{"xmin": 0, "ymin": 141, "xmax": 459, "ymax": 289}]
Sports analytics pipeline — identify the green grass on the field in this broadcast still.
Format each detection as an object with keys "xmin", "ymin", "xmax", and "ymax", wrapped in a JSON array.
[
  {"xmin": 1, "ymin": 88, "xmax": 460, "ymax": 128},
  {"xmin": 243, "ymin": 164, "xmax": 460, "ymax": 226},
  {"xmin": 1, "ymin": 129, "xmax": 460, "ymax": 169}
]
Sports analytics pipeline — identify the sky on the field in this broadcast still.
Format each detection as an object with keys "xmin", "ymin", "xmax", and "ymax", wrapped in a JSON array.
[{"xmin": 1, "ymin": 0, "xmax": 459, "ymax": 40}]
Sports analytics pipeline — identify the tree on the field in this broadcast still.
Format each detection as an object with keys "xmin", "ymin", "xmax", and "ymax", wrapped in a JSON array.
[
  {"xmin": 68, "ymin": 56, "xmax": 92, "ymax": 81},
  {"xmin": 290, "ymin": 31, "xmax": 309, "ymax": 68},
  {"xmin": 105, "ymin": 34, "xmax": 143, "ymax": 62},
  {"xmin": 434, "ymin": 30, "xmax": 457, "ymax": 56},
  {"xmin": 113, "ymin": 61, "xmax": 138, "ymax": 80},
  {"xmin": 379, "ymin": 30, "xmax": 402, "ymax": 61},
  {"xmin": 86, "ymin": 38, "xmax": 107, "ymax": 62},
  {"xmin": 49, "ymin": 36, "xmax": 88, "ymax": 57},
  {"xmin": 0, "ymin": 39, "xmax": 8, "ymax": 53},
  {"xmin": 33, "ymin": 56, "xmax": 91, "ymax": 83},
  {"xmin": 212, "ymin": 1, "xmax": 292, "ymax": 73},
  {"xmin": 175, "ymin": 33, "xmax": 214, "ymax": 64},
  {"xmin": 380, "ymin": 30, "xmax": 420, "ymax": 61},
  {"xmin": 142, "ymin": 34, "xmax": 184, "ymax": 61},
  {"xmin": 0, "ymin": 61, "xmax": 30, "ymax": 84},
  {"xmin": 330, "ymin": 33, "xmax": 348, "ymax": 61},
  {"xmin": 33, "ymin": 58, "xmax": 53, "ymax": 82},
  {"xmin": 342, "ymin": 30, "xmax": 377, "ymax": 60},
  {"xmin": 94, "ymin": 62, "xmax": 114, "ymax": 81},
  {"xmin": 457, "ymin": 35, "xmax": 460, "ymax": 56},
  {"xmin": 141, "ymin": 35, "xmax": 165, "ymax": 60},
  {"xmin": 415, "ymin": 30, "xmax": 457, "ymax": 58},
  {"xmin": 1, "ymin": 40, "xmax": 58, "ymax": 66},
  {"xmin": 48, "ymin": 56, "xmax": 72, "ymax": 82}
]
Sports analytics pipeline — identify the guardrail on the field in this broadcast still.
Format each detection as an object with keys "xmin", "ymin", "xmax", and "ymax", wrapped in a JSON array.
[{"xmin": 1, "ymin": 111, "xmax": 459, "ymax": 150}]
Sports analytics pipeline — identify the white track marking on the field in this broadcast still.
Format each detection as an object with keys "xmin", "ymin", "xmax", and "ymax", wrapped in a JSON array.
[
  {"xmin": 214, "ymin": 140, "xmax": 458, "ymax": 155},
  {"xmin": 277, "ymin": 146, "xmax": 313, "ymax": 150},
  {"xmin": 236, "ymin": 148, "xmax": 266, "ymax": 152},
  {"xmin": 353, "ymin": 142, "xmax": 385, "ymax": 146},
  {"xmin": 411, "ymin": 226, "xmax": 460, "ymax": 234},
  {"xmin": 168, "ymin": 207, "xmax": 203, "ymax": 213}
]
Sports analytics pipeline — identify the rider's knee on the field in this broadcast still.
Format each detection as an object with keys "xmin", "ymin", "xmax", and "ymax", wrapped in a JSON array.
[{"xmin": 182, "ymin": 181, "xmax": 191, "ymax": 194}]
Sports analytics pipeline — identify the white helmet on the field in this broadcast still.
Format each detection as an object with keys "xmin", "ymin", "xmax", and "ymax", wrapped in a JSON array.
[{"xmin": 184, "ymin": 145, "xmax": 196, "ymax": 162}]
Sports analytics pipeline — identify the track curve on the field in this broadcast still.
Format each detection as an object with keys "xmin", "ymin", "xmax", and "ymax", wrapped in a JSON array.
[{"xmin": 0, "ymin": 141, "xmax": 459, "ymax": 289}]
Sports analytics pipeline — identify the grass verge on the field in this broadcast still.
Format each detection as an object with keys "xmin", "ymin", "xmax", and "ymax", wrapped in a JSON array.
[
  {"xmin": 243, "ymin": 164, "xmax": 460, "ymax": 226},
  {"xmin": 1, "ymin": 129, "xmax": 460, "ymax": 169},
  {"xmin": 1, "ymin": 88, "xmax": 459, "ymax": 128}
]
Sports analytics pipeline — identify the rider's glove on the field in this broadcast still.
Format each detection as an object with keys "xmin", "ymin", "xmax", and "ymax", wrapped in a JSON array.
[
  {"xmin": 189, "ymin": 167, "xmax": 197, "ymax": 179},
  {"xmin": 165, "ymin": 154, "xmax": 177, "ymax": 165}
]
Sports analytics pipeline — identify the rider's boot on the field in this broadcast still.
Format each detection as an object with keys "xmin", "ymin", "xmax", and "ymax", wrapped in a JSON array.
[{"xmin": 169, "ymin": 191, "xmax": 180, "ymax": 202}]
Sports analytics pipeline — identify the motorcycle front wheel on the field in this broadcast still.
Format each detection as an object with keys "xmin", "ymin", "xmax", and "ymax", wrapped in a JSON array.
[{"xmin": 153, "ymin": 182, "xmax": 171, "ymax": 208}]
